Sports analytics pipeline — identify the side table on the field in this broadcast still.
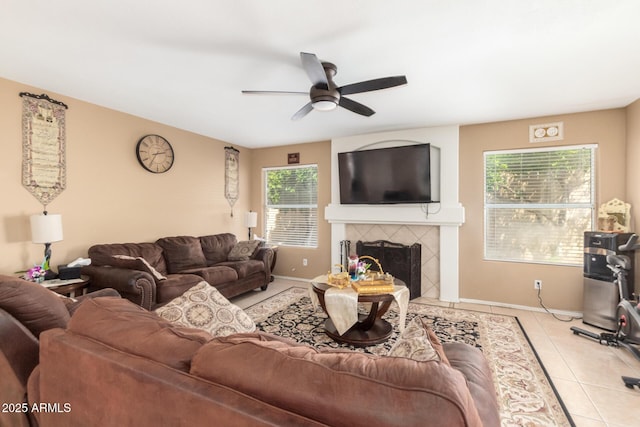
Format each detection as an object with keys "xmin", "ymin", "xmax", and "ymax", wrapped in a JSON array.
[{"xmin": 41, "ymin": 276, "xmax": 90, "ymax": 298}]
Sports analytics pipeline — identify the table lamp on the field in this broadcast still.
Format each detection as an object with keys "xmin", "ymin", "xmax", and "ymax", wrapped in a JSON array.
[
  {"xmin": 244, "ymin": 211, "xmax": 258, "ymax": 240},
  {"xmin": 30, "ymin": 211, "xmax": 63, "ymax": 280}
]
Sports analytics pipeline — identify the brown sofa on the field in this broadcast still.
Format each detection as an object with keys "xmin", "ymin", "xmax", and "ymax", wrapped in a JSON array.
[
  {"xmin": 0, "ymin": 275, "xmax": 120, "ymax": 427},
  {"xmin": 82, "ymin": 233, "xmax": 273, "ymax": 310},
  {"xmin": 26, "ymin": 296, "xmax": 500, "ymax": 427}
]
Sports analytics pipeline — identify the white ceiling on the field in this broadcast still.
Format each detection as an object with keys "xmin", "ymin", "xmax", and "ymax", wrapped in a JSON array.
[{"xmin": 2, "ymin": 1, "xmax": 640, "ymax": 148}]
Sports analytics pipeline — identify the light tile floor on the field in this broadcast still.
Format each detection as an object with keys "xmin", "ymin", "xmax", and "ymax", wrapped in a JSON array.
[{"xmin": 233, "ymin": 278, "xmax": 640, "ymax": 427}]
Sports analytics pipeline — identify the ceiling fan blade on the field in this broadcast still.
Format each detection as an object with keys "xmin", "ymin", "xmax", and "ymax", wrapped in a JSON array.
[
  {"xmin": 338, "ymin": 97, "xmax": 375, "ymax": 117},
  {"xmin": 291, "ymin": 102, "xmax": 314, "ymax": 121},
  {"xmin": 242, "ymin": 90, "xmax": 307, "ymax": 95},
  {"xmin": 300, "ymin": 52, "xmax": 328, "ymax": 87},
  {"xmin": 338, "ymin": 76, "xmax": 407, "ymax": 95}
]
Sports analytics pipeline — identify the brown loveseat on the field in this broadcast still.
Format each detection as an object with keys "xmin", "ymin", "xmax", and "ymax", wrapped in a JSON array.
[
  {"xmin": 26, "ymin": 296, "xmax": 500, "ymax": 427},
  {"xmin": 82, "ymin": 233, "xmax": 273, "ymax": 310}
]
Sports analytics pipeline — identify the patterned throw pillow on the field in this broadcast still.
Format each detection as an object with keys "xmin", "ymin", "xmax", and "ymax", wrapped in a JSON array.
[
  {"xmin": 154, "ymin": 281, "xmax": 255, "ymax": 337},
  {"xmin": 111, "ymin": 255, "xmax": 167, "ymax": 281},
  {"xmin": 227, "ymin": 240, "xmax": 261, "ymax": 261},
  {"xmin": 387, "ymin": 317, "xmax": 450, "ymax": 365}
]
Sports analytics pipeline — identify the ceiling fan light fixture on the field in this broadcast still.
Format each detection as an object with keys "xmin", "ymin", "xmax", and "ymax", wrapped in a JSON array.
[{"xmin": 311, "ymin": 99, "xmax": 337, "ymax": 111}]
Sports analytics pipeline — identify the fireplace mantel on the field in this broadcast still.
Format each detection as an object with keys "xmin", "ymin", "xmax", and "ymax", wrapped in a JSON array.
[{"xmin": 325, "ymin": 203, "xmax": 464, "ymax": 226}]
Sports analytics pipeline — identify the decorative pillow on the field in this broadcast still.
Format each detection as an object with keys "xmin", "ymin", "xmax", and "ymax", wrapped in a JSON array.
[
  {"xmin": 387, "ymin": 317, "xmax": 450, "ymax": 365},
  {"xmin": 154, "ymin": 281, "xmax": 255, "ymax": 337},
  {"xmin": 227, "ymin": 240, "xmax": 261, "ymax": 261},
  {"xmin": 111, "ymin": 255, "xmax": 167, "ymax": 280}
]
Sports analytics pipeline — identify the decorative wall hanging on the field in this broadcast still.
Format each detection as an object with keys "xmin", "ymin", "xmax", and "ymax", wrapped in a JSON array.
[
  {"xmin": 20, "ymin": 92, "xmax": 68, "ymax": 210},
  {"xmin": 597, "ymin": 198, "xmax": 631, "ymax": 232},
  {"xmin": 224, "ymin": 146, "xmax": 239, "ymax": 217}
]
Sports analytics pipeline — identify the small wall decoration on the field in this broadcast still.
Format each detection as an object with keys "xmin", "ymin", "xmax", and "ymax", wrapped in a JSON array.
[
  {"xmin": 597, "ymin": 198, "xmax": 631, "ymax": 232},
  {"xmin": 224, "ymin": 146, "xmax": 239, "ymax": 217},
  {"xmin": 20, "ymin": 92, "xmax": 68, "ymax": 209},
  {"xmin": 288, "ymin": 152, "xmax": 300, "ymax": 164}
]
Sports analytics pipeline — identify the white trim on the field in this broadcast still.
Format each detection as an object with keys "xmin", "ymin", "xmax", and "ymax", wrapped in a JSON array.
[{"xmin": 484, "ymin": 143, "xmax": 597, "ymax": 156}]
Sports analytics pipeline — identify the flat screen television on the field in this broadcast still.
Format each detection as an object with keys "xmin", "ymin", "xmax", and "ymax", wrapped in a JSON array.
[{"xmin": 338, "ymin": 143, "xmax": 439, "ymax": 204}]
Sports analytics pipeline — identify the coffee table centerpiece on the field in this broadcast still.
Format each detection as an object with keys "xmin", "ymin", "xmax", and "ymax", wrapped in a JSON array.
[{"xmin": 327, "ymin": 255, "xmax": 395, "ymax": 295}]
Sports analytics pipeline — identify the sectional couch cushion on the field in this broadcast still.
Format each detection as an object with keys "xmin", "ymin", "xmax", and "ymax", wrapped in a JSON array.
[
  {"xmin": 199, "ymin": 233, "xmax": 237, "ymax": 265},
  {"xmin": 88, "ymin": 242, "xmax": 168, "ymax": 275},
  {"xmin": 154, "ymin": 281, "xmax": 255, "ymax": 337},
  {"xmin": 0, "ymin": 275, "xmax": 69, "ymax": 337},
  {"xmin": 180, "ymin": 266, "xmax": 237, "ymax": 285},
  {"xmin": 68, "ymin": 297, "xmax": 211, "ymax": 371},
  {"xmin": 216, "ymin": 260, "xmax": 265, "ymax": 279},
  {"xmin": 156, "ymin": 236, "xmax": 208, "ymax": 274},
  {"xmin": 191, "ymin": 332, "xmax": 483, "ymax": 427}
]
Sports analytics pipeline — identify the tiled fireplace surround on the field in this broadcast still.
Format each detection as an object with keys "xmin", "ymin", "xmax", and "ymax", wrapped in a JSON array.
[
  {"xmin": 326, "ymin": 126, "xmax": 464, "ymax": 302},
  {"xmin": 345, "ymin": 223, "xmax": 440, "ymax": 298}
]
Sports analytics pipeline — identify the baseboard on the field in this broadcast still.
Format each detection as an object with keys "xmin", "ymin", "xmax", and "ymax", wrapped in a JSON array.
[
  {"xmin": 459, "ymin": 297, "xmax": 582, "ymax": 318},
  {"xmin": 271, "ymin": 275, "xmax": 310, "ymax": 284}
]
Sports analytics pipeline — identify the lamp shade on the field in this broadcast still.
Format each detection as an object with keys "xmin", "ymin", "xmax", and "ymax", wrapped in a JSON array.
[
  {"xmin": 244, "ymin": 211, "xmax": 258, "ymax": 228},
  {"xmin": 30, "ymin": 214, "xmax": 63, "ymax": 243}
]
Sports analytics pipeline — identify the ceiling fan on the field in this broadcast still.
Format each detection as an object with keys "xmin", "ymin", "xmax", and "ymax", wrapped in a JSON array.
[{"xmin": 242, "ymin": 52, "xmax": 407, "ymax": 120}]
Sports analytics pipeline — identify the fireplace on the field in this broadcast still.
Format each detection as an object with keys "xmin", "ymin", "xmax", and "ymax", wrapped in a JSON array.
[
  {"xmin": 356, "ymin": 240, "xmax": 421, "ymax": 299},
  {"xmin": 326, "ymin": 125, "xmax": 465, "ymax": 302}
]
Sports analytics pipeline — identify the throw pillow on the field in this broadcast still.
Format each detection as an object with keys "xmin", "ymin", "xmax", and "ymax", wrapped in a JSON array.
[
  {"xmin": 387, "ymin": 317, "xmax": 450, "ymax": 365},
  {"xmin": 111, "ymin": 255, "xmax": 167, "ymax": 280},
  {"xmin": 227, "ymin": 240, "xmax": 261, "ymax": 261},
  {"xmin": 154, "ymin": 281, "xmax": 255, "ymax": 337}
]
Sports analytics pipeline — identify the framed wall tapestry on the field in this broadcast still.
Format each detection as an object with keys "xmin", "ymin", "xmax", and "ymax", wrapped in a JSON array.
[
  {"xmin": 20, "ymin": 92, "xmax": 68, "ymax": 209},
  {"xmin": 224, "ymin": 146, "xmax": 239, "ymax": 217}
]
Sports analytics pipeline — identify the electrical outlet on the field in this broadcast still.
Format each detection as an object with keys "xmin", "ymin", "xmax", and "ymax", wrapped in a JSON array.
[
  {"xmin": 302, "ymin": 258, "xmax": 308, "ymax": 267},
  {"xmin": 534, "ymin": 280, "xmax": 542, "ymax": 290}
]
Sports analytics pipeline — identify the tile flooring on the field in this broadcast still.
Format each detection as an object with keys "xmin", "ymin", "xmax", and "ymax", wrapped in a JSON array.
[{"xmin": 233, "ymin": 278, "xmax": 640, "ymax": 427}]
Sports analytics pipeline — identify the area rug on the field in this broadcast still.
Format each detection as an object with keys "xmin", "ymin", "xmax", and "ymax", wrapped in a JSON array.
[{"xmin": 244, "ymin": 286, "xmax": 574, "ymax": 427}]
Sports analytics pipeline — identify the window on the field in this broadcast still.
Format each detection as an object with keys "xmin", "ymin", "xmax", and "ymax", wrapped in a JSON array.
[
  {"xmin": 264, "ymin": 165, "xmax": 318, "ymax": 248},
  {"xmin": 484, "ymin": 145, "xmax": 596, "ymax": 266}
]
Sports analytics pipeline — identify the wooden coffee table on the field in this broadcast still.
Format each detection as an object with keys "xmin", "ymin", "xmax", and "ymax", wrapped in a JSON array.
[{"xmin": 311, "ymin": 280, "xmax": 404, "ymax": 347}]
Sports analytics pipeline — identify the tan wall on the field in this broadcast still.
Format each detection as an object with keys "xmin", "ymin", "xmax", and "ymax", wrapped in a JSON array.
[
  {"xmin": 250, "ymin": 141, "xmax": 332, "ymax": 279},
  {"xmin": 459, "ymin": 109, "xmax": 627, "ymax": 311},
  {"xmin": 0, "ymin": 77, "xmax": 251, "ymax": 275},
  {"xmin": 625, "ymin": 99, "xmax": 640, "ymax": 292}
]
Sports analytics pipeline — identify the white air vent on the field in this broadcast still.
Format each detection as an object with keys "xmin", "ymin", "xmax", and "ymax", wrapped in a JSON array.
[{"xmin": 529, "ymin": 122, "xmax": 564, "ymax": 143}]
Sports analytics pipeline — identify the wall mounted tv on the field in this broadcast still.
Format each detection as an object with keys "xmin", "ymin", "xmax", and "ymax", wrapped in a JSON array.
[{"xmin": 338, "ymin": 143, "xmax": 440, "ymax": 205}]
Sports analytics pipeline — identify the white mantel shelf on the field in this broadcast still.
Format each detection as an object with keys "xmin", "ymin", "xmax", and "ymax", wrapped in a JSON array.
[{"xmin": 324, "ymin": 203, "xmax": 465, "ymax": 226}]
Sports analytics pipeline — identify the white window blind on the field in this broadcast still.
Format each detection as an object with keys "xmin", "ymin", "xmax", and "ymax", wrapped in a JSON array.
[
  {"xmin": 264, "ymin": 165, "xmax": 318, "ymax": 248},
  {"xmin": 484, "ymin": 145, "xmax": 596, "ymax": 266}
]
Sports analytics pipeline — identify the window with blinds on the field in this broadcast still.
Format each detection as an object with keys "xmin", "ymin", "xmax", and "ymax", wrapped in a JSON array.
[
  {"xmin": 264, "ymin": 165, "xmax": 318, "ymax": 248},
  {"xmin": 484, "ymin": 145, "xmax": 596, "ymax": 266}
]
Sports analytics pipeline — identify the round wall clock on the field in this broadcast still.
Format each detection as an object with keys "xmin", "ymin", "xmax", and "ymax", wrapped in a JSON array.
[{"xmin": 136, "ymin": 134, "xmax": 174, "ymax": 173}]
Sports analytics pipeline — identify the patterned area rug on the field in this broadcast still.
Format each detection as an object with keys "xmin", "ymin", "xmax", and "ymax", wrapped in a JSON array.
[{"xmin": 244, "ymin": 286, "xmax": 574, "ymax": 427}]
